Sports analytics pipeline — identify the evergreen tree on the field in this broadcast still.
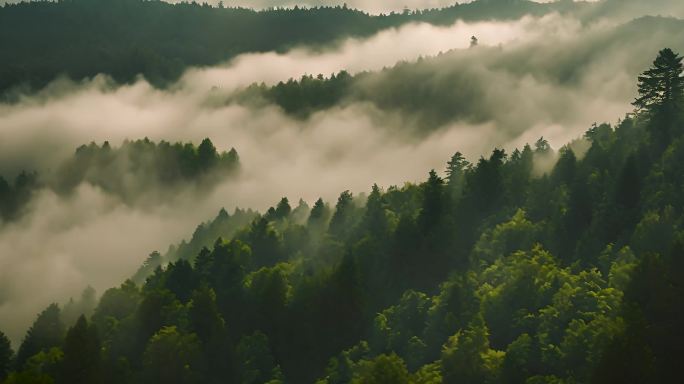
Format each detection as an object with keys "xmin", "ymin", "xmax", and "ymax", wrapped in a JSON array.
[
  {"xmin": 8, "ymin": 46, "xmax": 684, "ymax": 384},
  {"xmin": 188, "ymin": 286, "xmax": 232, "ymax": 383},
  {"xmin": 247, "ymin": 218, "xmax": 284, "ymax": 267},
  {"xmin": 329, "ymin": 190, "xmax": 355, "ymax": 239},
  {"xmin": 0, "ymin": 330, "xmax": 12, "ymax": 381},
  {"xmin": 418, "ymin": 170, "xmax": 445, "ymax": 232},
  {"xmin": 633, "ymin": 48, "xmax": 684, "ymax": 148},
  {"xmin": 142, "ymin": 327, "xmax": 203, "ymax": 384},
  {"xmin": 165, "ymin": 259, "xmax": 198, "ymax": 303},
  {"xmin": 633, "ymin": 48, "xmax": 684, "ymax": 114},
  {"xmin": 59, "ymin": 316, "xmax": 102, "ymax": 384},
  {"xmin": 197, "ymin": 138, "xmax": 218, "ymax": 170},
  {"xmin": 188, "ymin": 286, "xmax": 225, "ymax": 344},
  {"xmin": 16, "ymin": 304, "xmax": 64, "ymax": 369},
  {"xmin": 236, "ymin": 331, "xmax": 278, "ymax": 384},
  {"xmin": 274, "ymin": 197, "xmax": 292, "ymax": 220},
  {"xmin": 354, "ymin": 354, "xmax": 410, "ymax": 384},
  {"xmin": 362, "ymin": 184, "xmax": 388, "ymax": 238},
  {"xmin": 307, "ymin": 197, "xmax": 330, "ymax": 230},
  {"xmin": 445, "ymin": 152, "xmax": 469, "ymax": 198},
  {"xmin": 441, "ymin": 317, "xmax": 502, "ymax": 384}
]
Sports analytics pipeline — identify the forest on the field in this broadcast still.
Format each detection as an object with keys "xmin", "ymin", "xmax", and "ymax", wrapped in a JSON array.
[
  {"xmin": 0, "ymin": 0, "xmax": 585, "ymax": 94},
  {"xmin": 2, "ymin": 0, "xmax": 684, "ymax": 383},
  {"xmin": 234, "ymin": 14, "xmax": 684, "ymax": 132},
  {"xmin": 1, "ymin": 46, "xmax": 683, "ymax": 384},
  {"xmin": 0, "ymin": 138, "xmax": 239, "ymax": 221}
]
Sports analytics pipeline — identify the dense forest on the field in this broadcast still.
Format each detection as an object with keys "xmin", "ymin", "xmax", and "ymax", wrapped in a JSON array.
[
  {"xmin": 234, "ymin": 14, "xmax": 684, "ymax": 132},
  {"xmin": 0, "ymin": 138, "xmax": 239, "ymax": 222},
  {"xmin": 0, "ymin": 0, "xmax": 585, "ymax": 94},
  {"xmin": 0, "ymin": 172, "xmax": 38, "ymax": 222},
  {"xmin": 1, "ymin": 47, "xmax": 683, "ymax": 384}
]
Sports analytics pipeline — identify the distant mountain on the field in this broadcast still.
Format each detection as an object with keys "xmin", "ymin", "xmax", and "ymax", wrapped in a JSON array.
[{"xmin": 0, "ymin": 0, "xmax": 587, "ymax": 95}]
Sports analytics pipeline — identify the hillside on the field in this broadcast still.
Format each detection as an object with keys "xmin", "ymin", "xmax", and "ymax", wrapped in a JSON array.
[
  {"xmin": 0, "ymin": 0, "xmax": 585, "ymax": 94},
  {"xmin": 2, "ymin": 48, "xmax": 683, "ymax": 384}
]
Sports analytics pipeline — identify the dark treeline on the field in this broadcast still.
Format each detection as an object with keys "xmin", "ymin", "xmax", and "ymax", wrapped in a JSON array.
[
  {"xmin": 0, "ymin": 0, "xmax": 585, "ymax": 95},
  {"xmin": 2, "ymin": 48, "xmax": 684, "ymax": 384},
  {"xmin": 53, "ymin": 138, "xmax": 240, "ymax": 203},
  {"xmin": 0, "ymin": 172, "xmax": 38, "ymax": 222},
  {"xmin": 237, "ymin": 71, "xmax": 356, "ymax": 118},
  {"xmin": 0, "ymin": 138, "xmax": 239, "ymax": 222}
]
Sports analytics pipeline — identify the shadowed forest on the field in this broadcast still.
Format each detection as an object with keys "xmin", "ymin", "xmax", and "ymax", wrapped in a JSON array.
[
  {"xmin": 0, "ymin": 0, "xmax": 582, "ymax": 93},
  {"xmin": 1, "ymin": 0, "xmax": 684, "ymax": 383}
]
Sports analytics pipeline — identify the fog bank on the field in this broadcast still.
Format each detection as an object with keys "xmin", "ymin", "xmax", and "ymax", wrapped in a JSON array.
[{"xmin": 2, "ymin": 8, "xmax": 683, "ymax": 343}]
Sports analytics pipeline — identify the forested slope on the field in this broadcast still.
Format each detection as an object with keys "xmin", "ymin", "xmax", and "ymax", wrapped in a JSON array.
[
  {"xmin": 0, "ymin": 138, "xmax": 239, "ymax": 222},
  {"xmin": 2, "ymin": 48, "xmax": 683, "ymax": 384},
  {"xmin": 0, "ymin": 0, "xmax": 584, "ymax": 94},
  {"xmin": 235, "ymin": 15, "xmax": 684, "ymax": 132}
]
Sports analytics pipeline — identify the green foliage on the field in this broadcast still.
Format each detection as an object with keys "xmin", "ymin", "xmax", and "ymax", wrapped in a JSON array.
[
  {"xmin": 92, "ymin": 280, "xmax": 142, "ymax": 330},
  {"xmin": 441, "ymin": 316, "xmax": 504, "ymax": 384},
  {"xmin": 54, "ymin": 138, "xmax": 239, "ymax": 204},
  {"xmin": 59, "ymin": 316, "xmax": 102, "ymax": 384},
  {"xmin": 236, "ymin": 331, "xmax": 279, "ymax": 384},
  {"xmin": 16, "ymin": 304, "xmax": 64, "ymax": 370},
  {"xmin": 188, "ymin": 286, "xmax": 225, "ymax": 344},
  {"xmin": 418, "ymin": 170, "xmax": 445, "ymax": 232},
  {"xmin": 8, "ymin": 47, "xmax": 684, "ymax": 384},
  {"xmin": 411, "ymin": 362, "xmax": 441, "ymax": 384},
  {"xmin": 5, "ymin": 348, "xmax": 63, "ymax": 384},
  {"xmin": 250, "ymin": 72, "xmax": 355, "ymax": 117},
  {"xmin": 446, "ymin": 152, "xmax": 470, "ymax": 198},
  {"xmin": 0, "ymin": 331, "xmax": 13, "ymax": 382},
  {"xmin": 371, "ymin": 290, "xmax": 430, "ymax": 366},
  {"xmin": 142, "ymin": 326, "xmax": 203, "ymax": 384},
  {"xmin": 480, "ymin": 246, "xmax": 560, "ymax": 350},
  {"xmin": 0, "ymin": 0, "xmax": 578, "ymax": 94},
  {"xmin": 361, "ymin": 184, "xmax": 389, "ymax": 239},
  {"xmin": 351, "ymin": 353, "xmax": 410, "ymax": 384},
  {"xmin": 1, "ymin": 138, "xmax": 240, "ymax": 225},
  {"xmin": 422, "ymin": 273, "xmax": 480, "ymax": 360},
  {"xmin": 502, "ymin": 333, "xmax": 538, "ymax": 384},
  {"xmin": 633, "ymin": 48, "xmax": 684, "ymax": 113},
  {"xmin": 244, "ymin": 264, "xmax": 291, "ymax": 334},
  {"xmin": 308, "ymin": 198, "xmax": 330, "ymax": 226},
  {"xmin": 245, "ymin": 218, "xmax": 285, "ymax": 268},
  {"xmin": 135, "ymin": 207, "xmax": 256, "ymax": 280},
  {"xmin": 473, "ymin": 209, "xmax": 540, "ymax": 266},
  {"xmin": 329, "ymin": 190, "xmax": 357, "ymax": 240},
  {"xmin": 274, "ymin": 198, "xmax": 292, "ymax": 220}
]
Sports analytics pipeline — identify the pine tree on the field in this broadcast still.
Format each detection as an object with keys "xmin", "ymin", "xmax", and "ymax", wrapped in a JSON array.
[
  {"xmin": 307, "ymin": 198, "xmax": 330, "ymax": 231},
  {"xmin": 16, "ymin": 304, "xmax": 64, "ymax": 369},
  {"xmin": 274, "ymin": 197, "xmax": 292, "ymax": 219},
  {"xmin": 59, "ymin": 316, "xmax": 102, "ymax": 384},
  {"xmin": 329, "ymin": 190, "xmax": 354, "ymax": 239},
  {"xmin": 633, "ymin": 48, "xmax": 684, "ymax": 114},
  {"xmin": 633, "ymin": 48, "xmax": 684, "ymax": 148},
  {"xmin": 362, "ymin": 184, "xmax": 388, "ymax": 238},
  {"xmin": 419, "ymin": 170, "xmax": 445, "ymax": 231},
  {"xmin": 446, "ymin": 152, "xmax": 470, "ymax": 198},
  {"xmin": 0, "ymin": 330, "xmax": 13, "ymax": 381}
]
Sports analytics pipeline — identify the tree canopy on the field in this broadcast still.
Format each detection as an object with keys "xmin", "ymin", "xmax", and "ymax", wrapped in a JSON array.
[{"xmin": 3, "ymin": 45, "xmax": 684, "ymax": 384}]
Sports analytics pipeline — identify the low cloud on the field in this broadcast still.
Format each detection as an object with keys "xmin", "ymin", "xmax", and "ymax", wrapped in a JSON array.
[{"xmin": 1, "ymin": 9, "xmax": 683, "ymax": 343}]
